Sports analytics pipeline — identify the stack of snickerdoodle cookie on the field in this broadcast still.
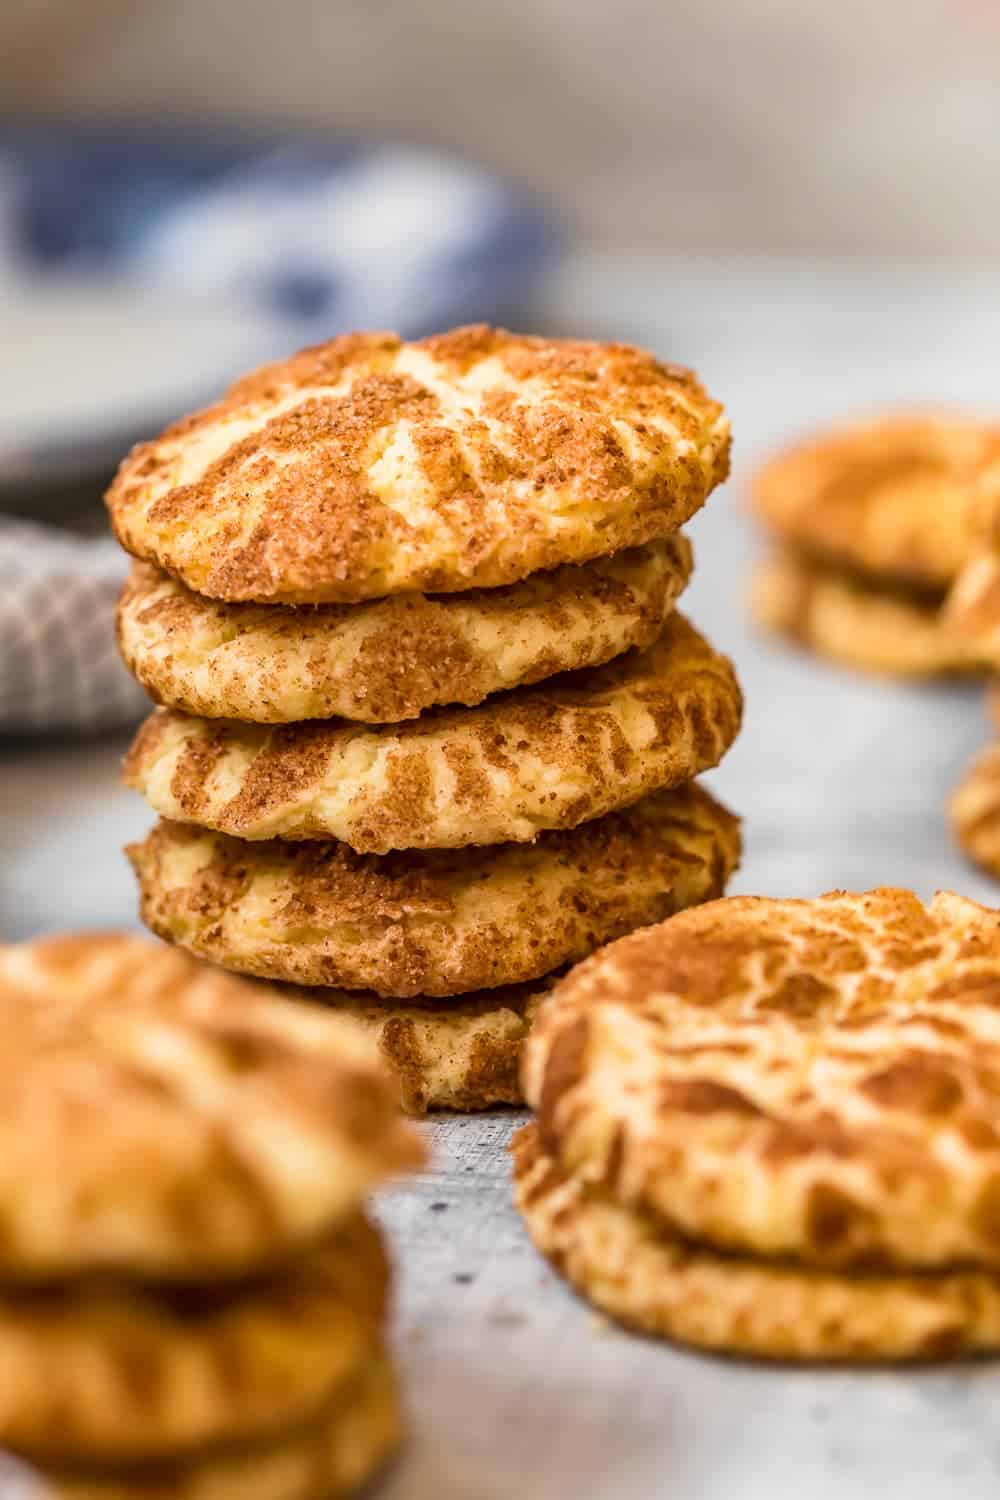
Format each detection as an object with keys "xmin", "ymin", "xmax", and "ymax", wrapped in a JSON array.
[
  {"xmin": 749, "ymin": 412, "xmax": 1000, "ymax": 678},
  {"xmin": 517, "ymin": 887, "xmax": 1000, "ymax": 1362},
  {"xmin": 0, "ymin": 932, "xmax": 422, "ymax": 1497},
  {"xmin": 109, "ymin": 325, "xmax": 743, "ymax": 1112}
]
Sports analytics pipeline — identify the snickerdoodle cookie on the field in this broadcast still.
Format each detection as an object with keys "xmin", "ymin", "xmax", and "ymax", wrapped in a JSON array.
[
  {"xmin": 47, "ymin": 1350, "xmax": 401, "ymax": 1500},
  {"xmin": 107, "ymin": 326, "xmax": 729, "ymax": 604},
  {"xmin": 751, "ymin": 412, "xmax": 1000, "ymax": 590},
  {"xmin": 0, "ymin": 932, "xmax": 422, "ymax": 1280},
  {"xmin": 524, "ymin": 887, "xmax": 1000, "ymax": 1271},
  {"xmin": 127, "ymin": 783, "xmax": 740, "ymax": 997},
  {"xmin": 122, "ymin": 613, "xmax": 742, "ymax": 853},
  {"xmin": 116, "ymin": 538, "xmax": 691, "ymax": 723},
  {"xmin": 0, "ymin": 1214, "xmax": 389, "ymax": 1464},
  {"xmin": 513, "ymin": 1124, "xmax": 1000, "ymax": 1362}
]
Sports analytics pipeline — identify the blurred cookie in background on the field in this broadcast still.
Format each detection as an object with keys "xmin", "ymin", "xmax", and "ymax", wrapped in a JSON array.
[
  {"xmin": 0, "ymin": 931, "xmax": 424, "ymax": 1497},
  {"xmin": 749, "ymin": 411, "xmax": 1000, "ymax": 677},
  {"xmin": 750, "ymin": 548, "xmax": 991, "ymax": 679}
]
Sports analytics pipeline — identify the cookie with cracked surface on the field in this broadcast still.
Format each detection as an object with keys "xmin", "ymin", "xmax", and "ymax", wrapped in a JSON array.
[
  {"xmin": 0, "ymin": 933, "xmax": 422, "ymax": 1281},
  {"xmin": 751, "ymin": 412, "xmax": 1000, "ymax": 590},
  {"xmin": 116, "ymin": 539, "xmax": 692, "ymax": 724},
  {"xmin": 524, "ymin": 886, "xmax": 1000, "ymax": 1271},
  {"xmin": 126, "ymin": 784, "xmax": 741, "ymax": 997},
  {"xmin": 122, "ymin": 613, "xmax": 743, "ymax": 853},
  {"xmin": 750, "ymin": 548, "xmax": 988, "ymax": 677},
  {"xmin": 512, "ymin": 1124, "xmax": 1000, "ymax": 1363},
  {"xmin": 279, "ymin": 979, "xmax": 556, "ymax": 1115},
  {"xmin": 0, "ymin": 1214, "xmax": 387, "ymax": 1464},
  {"xmin": 45, "ymin": 1348, "xmax": 400, "ymax": 1500},
  {"xmin": 106, "ymin": 325, "xmax": 729, "ymax": 604}
]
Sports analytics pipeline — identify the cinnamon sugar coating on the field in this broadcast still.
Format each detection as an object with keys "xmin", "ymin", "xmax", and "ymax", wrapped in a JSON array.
[
  {"xmin": 122, "ymin": 613, "xmax": 743, "ymax": 852},
  {"xmin": 280, "ymin": 980, "xmax": 554, "ymax": 1115},
  {"xmin": 0, "ymin": 933, "xmax": 422, "ymax": 1280},
  {"xmin": 525, "ymin": 887, "xmax": 1000, "ymax": 1271},
  {"xmin": 126, "ymin": 784, "xmax": 740, "ymax": 997},
  {"xmin": 48, "ymin": 1351, "xmax": 401, "ymax": 1500},
  {"xmin": 106, "ymin": 326, "xmax": 730, "ymax": 604},
  {"xmin": 751, "ymin": 548, "xmax": 989, "ymax": 678},
  {"xmin": 116, "ymin": 538, "xmax": 691, "ymax": 723},
  {"xmin": 513, "ymin": 1124, "xmax": 1000, "ymax": 1363},
  {"xmin": 0, "ymin": 1214, "xmax": 387, "ymax": 1464}
]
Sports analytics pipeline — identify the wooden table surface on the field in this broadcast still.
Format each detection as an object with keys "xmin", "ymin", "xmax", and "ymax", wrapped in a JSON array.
[{"xmin": 4, "ymin": 254, "xmax": 1000, "ymax": 1497}]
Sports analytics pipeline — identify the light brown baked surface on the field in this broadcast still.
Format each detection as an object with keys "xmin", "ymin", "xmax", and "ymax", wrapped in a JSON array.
[
  {"xmin": 0, "ymin": 1215, "xmax": 386, "ymax": 1464},
  {"xmin": 127, "ymin": 784, "xmax": 741, "ymax": 997},
  {"xmin": 750, "ymin": 548, "xmax": 989, "ymax": 678},
  {"xmin": 0, "ymin": 933, "xmax": 422, "ymax": 1280},
  {"xmin": 751, "ymin": 412, "xmax": 1000, "ymax": 588},
  {"xmin": 524, "ymin": 886, "xmax": 1000, "ymax": 1270},
  {"xmin": 512, "ymin": 1125, "xmax": 1000, "ymax": 1363},
  {"xmin": 122, "ymin": 613, "xmax": 743, "ymax": 852},
  {"xmin": 106, "ymin": 326, "xmax": 729, "ymax": 604},
  {"xmin": 951, "ymin": 743, "xmax": 1000, "ymax": 878},
  {"xmin": 117, "ymin": 540, "xmax": 692, "ymax": 724},
  {"xmin": 943, "ymin": 551, "xmax": 1000, "ymax": 660},
  {"xmin": 46, "ymin": 1348, "xmax": 400, "ymax": 1500},
  {"xmin": 279, "ymin": 979, "xmax": 556, "ymax": 1115}
]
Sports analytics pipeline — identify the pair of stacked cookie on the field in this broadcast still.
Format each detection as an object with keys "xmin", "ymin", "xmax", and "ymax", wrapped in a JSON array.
[
  {"xmin": 0, "ymin": 932, "xmax": 423, "ymax": 1498},
  {"xmin": 750, "ymin": 411, "xmax": 1000, "ymax": 678},
  {"xmin": 108, "ymin": 326, "xmax": 743, "ymax": 1112},
  {"xmin": 516, "ymin": 887, "xmax": 1000, "ymax": 1362}
]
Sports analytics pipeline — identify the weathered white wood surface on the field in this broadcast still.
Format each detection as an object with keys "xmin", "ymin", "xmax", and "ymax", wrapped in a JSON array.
[{"xmin": 4, "ymin": 255, "xmax": 1000, "ymax": 1497}]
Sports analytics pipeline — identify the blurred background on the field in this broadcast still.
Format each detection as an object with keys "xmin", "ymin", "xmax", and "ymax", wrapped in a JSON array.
[{"xmin": 5, "ymin": 0, "xmax": 1000, "ymax": 256}]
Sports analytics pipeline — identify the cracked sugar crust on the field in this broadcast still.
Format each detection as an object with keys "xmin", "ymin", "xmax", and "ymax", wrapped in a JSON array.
[
  {"xmin": 750, "ymin": 548, "xmax": 989, "ymax": 678},
  {"xmin": 524, "ymin": 887, "xmax": 1000, "ymax": 1271},
  {"xmin": 127, "ymin": 784, "xmax": 740, "ymax": 998},
  {"xmin": 277, "ymin": 979, "xmax": 557, "ymax": 1115},
  {"xmin": 0, "ymin": 1213, "xmax": 387, "ymax": 1464},
  {"xmin": 0, "ymin": 933, "xmax": 423, "ymax": 1280},
  {"xmin": 116, "ymin": 537, "xmax": 692, "ymax": 724},
  {"xmin": 512, "ymin": 1125, "xmax": 1000, "ymax": 1363},
  {"xmin": 951, "ymin": 743, "xmax": 1000, "ymax": 879},
  {"xmin": 122, "ymin": 613, "xmax": 743, "ymax": 853},
  {"xmin": 751, "ymin": 412, "xmax": 1000, "ymax": 590},
  {"xmin": 48, "ymin": 1348, "xmax": 401, "ymax": 1500},
  {"xmin": 105, "ymin": 325, "xmax": 730, "ymax": 604}
]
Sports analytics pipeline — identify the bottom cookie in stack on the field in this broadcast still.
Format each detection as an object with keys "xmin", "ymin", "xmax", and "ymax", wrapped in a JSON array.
[
  {"xmin": 517, "ymin": 887, "xmax": 1000, "ymax": 1362},
  {"xmin": 0, "ymin": 933, "xmax": 424, "ymax": 1497},
  {"xmin": 127, "ymin": 782, "xmax": 742, "ymax": 1114}
]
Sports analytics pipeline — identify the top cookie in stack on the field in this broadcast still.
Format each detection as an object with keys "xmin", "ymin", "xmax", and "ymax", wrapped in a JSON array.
[
  {"xmin": 749, "ymin": 412, "xmax": 1000, "ymax": 678},
  {"xmin": 110, "ymin": 325, "xmax": 743, "ymax": 1111}
]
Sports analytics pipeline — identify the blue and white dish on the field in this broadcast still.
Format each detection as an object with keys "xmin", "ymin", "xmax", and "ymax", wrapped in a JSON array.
[{"xmin": 0, "ymin": 123, "xmax": 558, "ymax": 492}]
